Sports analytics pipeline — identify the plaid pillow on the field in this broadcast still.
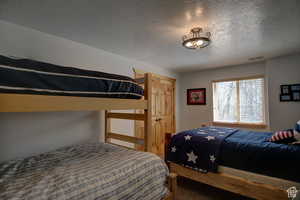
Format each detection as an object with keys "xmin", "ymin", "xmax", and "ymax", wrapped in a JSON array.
[
  {"xmin": 269, "ymin": 129, "xmax": 296, "ymax": 143},
  {"xmin": 294, "ymin": 121, "xmax": 300, "ymax": 142},
  {"xmin": 295, "ymin": 120, "xmax": 300, "ymax": 133}
]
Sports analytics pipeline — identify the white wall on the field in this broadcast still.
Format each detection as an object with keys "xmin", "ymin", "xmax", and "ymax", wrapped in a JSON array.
[
  {"xmin": 2, "ymin": 19, "xmax": 298, "ymax": 162},
  {"xmin": 0, "ymin": 20, "xmax": 177, "ymax": 162},
  {"xmin": 178, "ymin": 54, "xmax": 300, "ymax": 132},
  {"xmin": 266, "ymin": 54, "xmax": 300, "ymax": 131},
  {"xmin": 178, "ymin": 62, "xmax": 268, "ymax": 131}
]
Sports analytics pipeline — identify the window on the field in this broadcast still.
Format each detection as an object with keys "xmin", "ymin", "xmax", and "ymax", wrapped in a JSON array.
[{"xmin": 213, "ymin": 77, "xmax": 265, "ymax": 126}]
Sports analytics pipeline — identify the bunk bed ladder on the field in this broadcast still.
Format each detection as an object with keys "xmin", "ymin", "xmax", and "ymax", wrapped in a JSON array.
[{"xmin": 105, "ymin": 73, "xmax": 152, "ymax": 152}]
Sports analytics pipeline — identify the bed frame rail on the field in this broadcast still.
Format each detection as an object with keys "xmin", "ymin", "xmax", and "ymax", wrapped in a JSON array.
[
  {"xmin": 170, "ymin": 162, "xmax": 287, "ymax": 200},
  {"xmin": 0, "ymin": 94, "xmax": 148, "ymax": 112},
  {"xmin": 0, "ymin": 73, "xmax": 153, "ymax": 151}
]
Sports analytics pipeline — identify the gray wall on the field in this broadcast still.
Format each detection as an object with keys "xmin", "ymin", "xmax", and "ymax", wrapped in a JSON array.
[
  {"xmin": 1, "ymin": 19, "xmax": 299, "ymax": 162},
  {"xmin": 266, "ymin": 54, "xmax": 300, "ymax": 130},
  {"xmin": 178, "ymin": 54, "xmax": 300, "ymax": 132},
  {"xmin": 0, "ymin": 20, "xmax": 177, "ymax": 162},
  {"xmin": 178, "ymin": 62, "xmax": 269, "ymax": 131}
]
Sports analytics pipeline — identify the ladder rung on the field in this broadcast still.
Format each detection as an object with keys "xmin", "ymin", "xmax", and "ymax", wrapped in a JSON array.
[
  {"xmin": 106, "ymin": 113, "xmax": 145, "ymax": 121},
  {"xmin": 108, "ymin": 132, "xmax": 144, "ymax": 145},
  {"xmin": 106, "ymin": 142, "xmax": 136, "ymax": 150}
]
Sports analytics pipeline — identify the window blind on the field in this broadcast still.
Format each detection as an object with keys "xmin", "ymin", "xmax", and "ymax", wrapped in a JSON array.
[{"xmin": 213, "ymin": 78, "xmax": 265, "ymax": 124}]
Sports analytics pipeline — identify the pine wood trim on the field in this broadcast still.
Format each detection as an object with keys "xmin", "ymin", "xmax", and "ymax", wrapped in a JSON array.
[
  {"xmin": 212, "ymin": 75, "xmax": 265, "ymax": 83},
  {"xmin": 163, "ymin": 193, "xmax": 172, "ymax": 200},
  {"xmin": 169, "ymin": 162, "xmax": 287, "ymax": 200},
  {"xmin": 212, "ymin": 121, "xmax": 267, "ymax": 129},
  {"xmin": 212, "ymin": 76, "xmax": 267, "ymax": 126},
  {"xmin": 0, "ymin": 94, "xmax": 148, "ymax": 112},
  {"xmin": 105, "ymin": 110, "xmax": 111, "ymax": 143},
  {"xmin": 144, "ymin": 73, "xmax": 152, "ymax": 151},
  {"xmin": 107, "ymin": 132, "xmax": 144, "ymax": 145},
  {"xmin": 236, "ymin": 81, "xmax": 240, "ymax": 121},
  {"xmin": 106, "ymin": 113, "xmax": 145, "ymax": 121},
  {"xmin": 133, "ymin": 68, "xmax": 176, "ymax": 82},
  {"xmin": 169, "ymin": 173, "xmax": 178, "ymax": 200},
  {"xmin": 173, "ymin": 83, "xmax": 176, "ymax": 133},
  {"xmin": 163, "ymin": 173, "xmax": 177, "ymax": 200}
]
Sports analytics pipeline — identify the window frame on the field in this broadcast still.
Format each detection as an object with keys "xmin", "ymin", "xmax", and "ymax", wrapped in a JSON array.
[{"xmin": 212, "ymin": 75, "xmax": 267, "ymax": 129}]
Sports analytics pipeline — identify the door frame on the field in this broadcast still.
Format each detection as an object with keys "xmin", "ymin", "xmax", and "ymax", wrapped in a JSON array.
[{"xmin": 133, "ymin": 68, "xmax": 176, "ymax": 152}]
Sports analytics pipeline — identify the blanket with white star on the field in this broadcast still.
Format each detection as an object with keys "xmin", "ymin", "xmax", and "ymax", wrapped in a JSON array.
[{"xmin": 167, "ymin": 126, "xmax": 238, "ymax": 172}]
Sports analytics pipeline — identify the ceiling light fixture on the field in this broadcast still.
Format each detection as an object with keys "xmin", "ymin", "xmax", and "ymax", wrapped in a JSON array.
[{"xmin": 182, "ymin": 27, "xmax": 211, "ymax": 49}]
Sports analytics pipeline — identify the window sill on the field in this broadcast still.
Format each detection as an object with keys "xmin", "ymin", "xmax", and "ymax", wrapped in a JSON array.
[{"xmin": 212, "ymin": 121, "xmax": 267, "ymax": 129}]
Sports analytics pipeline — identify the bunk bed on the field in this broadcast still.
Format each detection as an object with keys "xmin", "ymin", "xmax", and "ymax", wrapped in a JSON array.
[
  {"xmin": 165, "ymin": 126, "xmax": 300, "ymax": 200},
  {"xmin": 0, "ymin": 55, "xmax": 177, "ymax": 200}
]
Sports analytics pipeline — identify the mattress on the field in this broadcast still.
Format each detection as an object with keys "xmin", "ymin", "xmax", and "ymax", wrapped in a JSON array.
[
  {"xmin": 0, "ymin": 142, "xmax": 169, "ymax": 200},
  {"xmin": 219, "ymin": 130, "xmax": 300, "ymax": 182},
  {"xmin": 0, "ymin": 55, "xmax": 144, "ymax": 99},
  {"xmin": 167, "ymin": 127, "xmax": 300, "ymax": 183}
]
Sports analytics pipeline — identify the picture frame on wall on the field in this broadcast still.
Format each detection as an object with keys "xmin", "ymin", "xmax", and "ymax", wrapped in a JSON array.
[
  {"xmin": 280, "ymin": 84, "xmax": 300, "ymax": 102},
  {"xmin": 291, "ymin": 84, "xmax": 300, "ymax": 92},
  {"xmin": 187, "ymin": 88, "xmax": 206, "ymax": 105},
  {"xmin": 281, "ymin": 85, "xmax": 291, "ymax": 94},
  {"xmin": 292, "ymin": 91, "xmax": 300, "ymax": 101},
  {"xmin": 280, "ymin": 94, "xmax": 292, "ymax": 102}
]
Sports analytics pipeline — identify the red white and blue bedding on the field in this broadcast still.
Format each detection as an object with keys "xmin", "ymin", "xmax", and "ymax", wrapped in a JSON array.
[
  {"xmin": 167, "ymin": 126, "xmax": 238, "ymax": 173},
  {"xmin": 167, "ymin": 127, "xmax": 300, "ymax": 182},
  {"xmin": 0, "ymin": 55, "xmax": 144, "ymax": 99}
]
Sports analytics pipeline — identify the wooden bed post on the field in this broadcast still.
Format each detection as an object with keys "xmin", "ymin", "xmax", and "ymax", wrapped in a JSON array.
[
  {"xmin": 165, "ymin": 133, "xmax": 172, "ymax": 160},
  {"xmin": 168, "ymin": 173, "xmax": 178, "ymax": 200},
  {"xmin": 144, "ymin": 73, "xmax": 152, "ymax": 152},
  {"xmin": 105, "ymin": 110, "xmax": 111, "ymax": 143}
]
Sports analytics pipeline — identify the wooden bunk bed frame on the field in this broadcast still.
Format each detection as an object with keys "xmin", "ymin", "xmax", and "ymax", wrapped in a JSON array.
[
  {"xmin": 165, "ymin": 133, "xmax": 291, "ymax": 200},
  {"xmin": 0, "ymin": 73, "xmax": 177, "ymax": 200}
]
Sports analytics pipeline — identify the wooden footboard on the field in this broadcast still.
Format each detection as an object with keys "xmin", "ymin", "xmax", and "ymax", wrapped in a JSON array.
[{"xmin": 169, "ymin": 162, "xmax": 288, "ymax": 200}]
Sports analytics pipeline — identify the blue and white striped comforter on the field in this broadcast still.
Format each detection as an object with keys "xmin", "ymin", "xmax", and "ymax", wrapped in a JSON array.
[{"xmin": 0, "ymin": 142, "xmax": 169, "ymax": 200}]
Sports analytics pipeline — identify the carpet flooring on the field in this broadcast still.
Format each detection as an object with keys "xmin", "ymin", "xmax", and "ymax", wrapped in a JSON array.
[{"xmin": 176, "ymin": 177, "xmax": 254, "ymax": 200}]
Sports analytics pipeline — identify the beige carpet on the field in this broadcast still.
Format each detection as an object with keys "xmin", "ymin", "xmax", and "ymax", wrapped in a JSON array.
[{"xmin": 176, "ymin": 177, "xmax": 254, "ymax": 200}]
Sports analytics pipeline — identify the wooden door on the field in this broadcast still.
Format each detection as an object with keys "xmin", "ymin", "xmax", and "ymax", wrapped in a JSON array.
[{"xmin": 135, "ymin": 71, "xmax": 176, "ymax": 158}]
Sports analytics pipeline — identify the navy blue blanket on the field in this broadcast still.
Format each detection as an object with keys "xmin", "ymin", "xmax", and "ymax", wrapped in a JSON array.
[
  {"xmin": 220, "ymin": 130, "xmax": 300, "ymax": 182},
  {"xmin": 167, "ymin": 127, "xmax": 237, "ymax": 172},
  {"xmin": 0, "ymin": 55, "xmax": 144, "ymax": 99}
]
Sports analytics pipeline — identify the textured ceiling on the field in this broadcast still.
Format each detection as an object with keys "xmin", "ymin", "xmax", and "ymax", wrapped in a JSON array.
[{"xmin": 0, "ymin": 0, "xmax": 300, "ymax": 72}]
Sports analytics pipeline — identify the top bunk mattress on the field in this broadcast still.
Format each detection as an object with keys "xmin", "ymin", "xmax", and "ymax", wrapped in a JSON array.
[
  {"xmin": 0, "ymin": 142, "xmax": 169, "ymax": 200},
  {"xmin": 0, "ymin": 55, "xmax": 144, "ymax": 99}
]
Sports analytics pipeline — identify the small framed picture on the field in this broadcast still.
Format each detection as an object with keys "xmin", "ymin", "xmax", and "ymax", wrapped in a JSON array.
[
  {"xmin": 292, "ymin": 91, "xmax": 300, "ymax": 101},
  {"xmin": 187, "ymin": 88, "xmax": 206, "ymax": 105},
  {"xmin": 281, "ymin": 85, "xmax": 291, "ymax": 94},
  {"xmin": 280, "ymin": 94, "xmax": 292, "ymax": 102},
  {"xmin": 291, "ymin": 84, "xmax": 300, "ymax": 92}
]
